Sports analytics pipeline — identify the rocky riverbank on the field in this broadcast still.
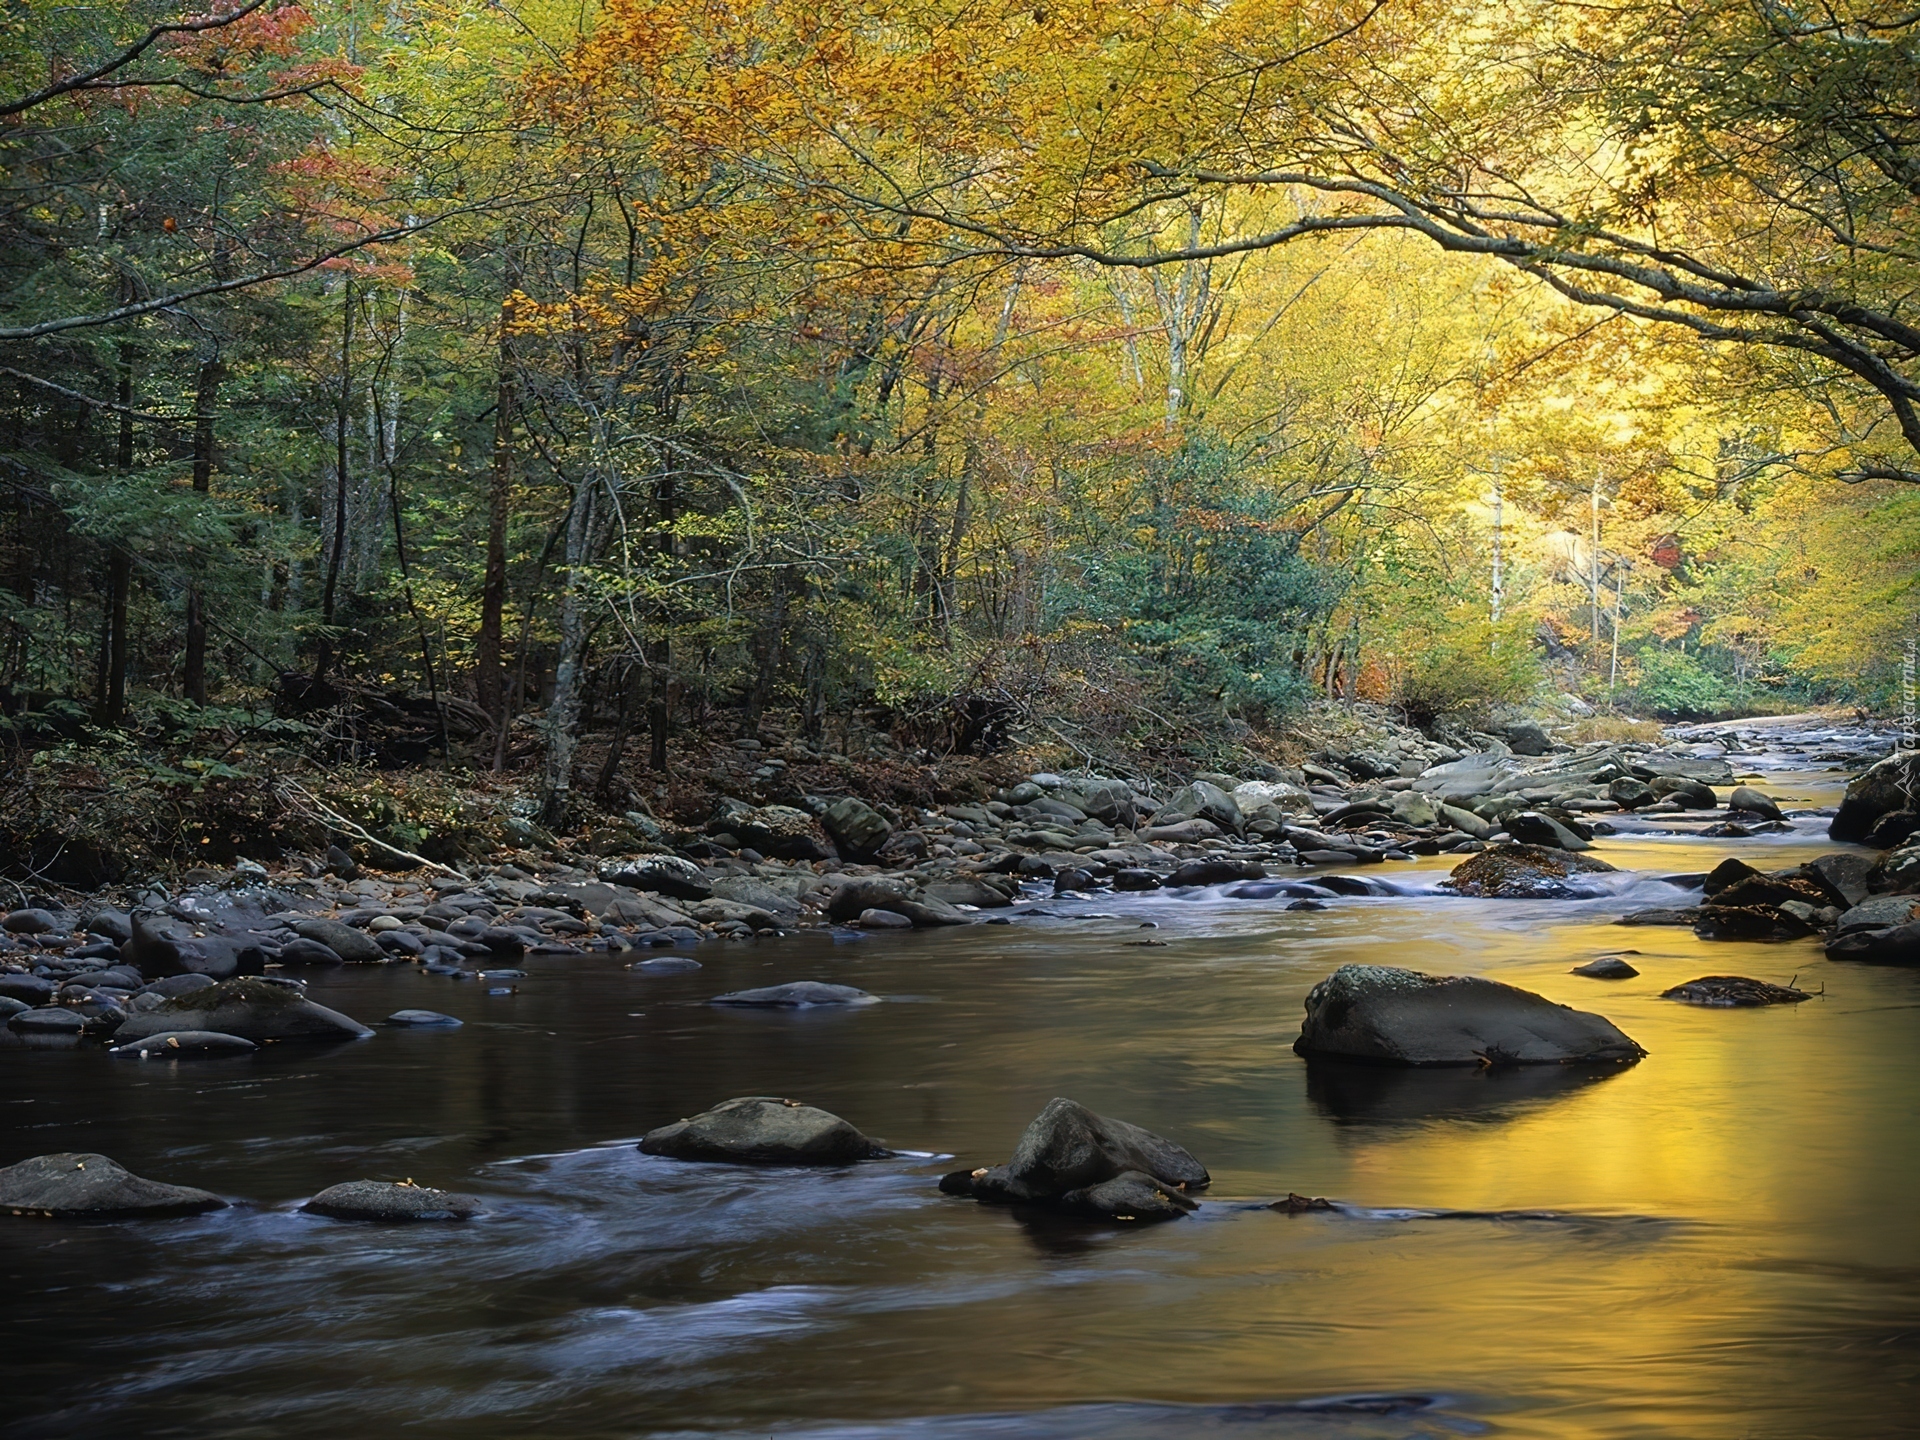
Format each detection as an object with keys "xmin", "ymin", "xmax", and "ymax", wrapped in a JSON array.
[{"xmin": 3, "ymin": 710, "xmax": 1917, "ymax": 1052}]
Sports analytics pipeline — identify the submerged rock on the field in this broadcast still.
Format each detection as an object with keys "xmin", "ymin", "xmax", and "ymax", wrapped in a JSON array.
[
  {"xmin": 304, "ymin": 1180, "xmax": 483, "ymax": 1221},
  {"xmin": 639, "ymin": 1095, "xmax": 888, "ymax": 1165},
  {"xmin": 710, "ymin": 981, "xmax": 876, "ymax": 1008},
  {"xmin": 0, "ymin": 1152, "xmax": 225, "ymax": 1218},
  {"xmin": 109, "ymin": 1030, "xmax": 258, "ymax": 1058},
  {"xmin": 1442, "ymin": 843, "xmax": 1616, "ymax": 899},
  {"xmin": 1570, "ymin": 956, "xmax": 1639, "ymax": 979},
  {"xmin": 113, "ymin": 976, "xmax": 372, "ymax": 1044},
  {"xmin": 385, "ymin": 1010, "xmax": 462, "ymax": 1027},
  {"xmin": 1293, "ymin": 964, "xmax": 1646, "ymax": 1067},
  {"xmin": 1661, "ymin": 975, "xmax": 1813, "ymax": 1007},
  {"xmin": 941, "ymin": 1096, "xmax": 1208, "ymax": 1221},
  {"xmin": 1825, "ymin": 921, "xmax": 1920, "ymax": 965}
]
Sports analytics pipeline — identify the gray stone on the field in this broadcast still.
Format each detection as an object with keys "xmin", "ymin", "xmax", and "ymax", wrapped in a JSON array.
[
  {"xmin": 1293, "ymin": 963, "xmax": 1646, "ymax": 1066},
  {"xmin": 1443, "ymin": 843, "xmax": 1616, "ymax": 898},
  {"xmin": 8, "ymin": 1006, "xmax": 86, "ymax": 1035},
  {"xmin": 1501, "ymin": 720, "xmax": 1552, "ymax": 756},
  {"xmin": 304, "ymin": 1180, "xmax": 482, "ymax": 1220},
  {"xmin": 2, "ymin": 908, "xmax": 59, "ymax": 934},
  {"xmin": 1503, "ymin": 810, "xmax": 1592, "ymax": 851},
  {"xmin": 710, "ymin": 981, "xmax": 877, "ymax": 1008},
  {"xmin": 1158, "ymin": 781, "xmax": 1243, "ymax": 834},
  {"xmin": 639, "ymin": 1095, "xmax": 887, "ymax": 1165},
  {"xmin": 113, "ymin": 976, "xmax": 372, "ymax": 1043},
  {"xmin": 707, "ymin": 877, "xmax": 803, "ymax": 922},
  {"xmin": 109, "ymin": 1030, "xmax": 258, "ymax": 1058},
  {"xmin": 289, "ymin": 918, "xmax": 386, "ymax": 964},
  {"xmin": 0, "ymin": 975, "xmax": 55, "ymax": 1005},
  {"xmin": 821, "ymin": 797, "xmax": 894, "ymax": 861},
  {"xmin": 1728, "ymin": 785, "xmax": 1785, "ymax": 821},
  {"xmin": 127, "ymin": 911, "xmax": 267, "ymax": 980},
  {"xmin": 951, "ymin": 1097, "xmax": 1209, "ymax": 1219},
  {"xmin": 1415, "ymin": 752, "xmax": 1525, "ymax": 800},
  {"xmin": 1834, "ymin": 895, "xmax": 1920, "ymax": 933},
  {"xmin": 0, "ymin": 1153, "xmax": 225, "ymax": 1218},
  {"xmin": 276, "ymin": 937, "xmax": 345, "ymax": 966},
  {"xmin": 857, "ymin": 907, "xmax": 913, "ymax": 928},
  {"xmin": 1608, "ymin": 776, "xmax": 1657, "ymax": 809},
  {"xmin": 1807, "ymin": 852, "xmax": 1875, "ymax": 908},
  {"xmin": 385, "ymin": 1010, "xmax": 463, "ymax": 1027},
  {"xmin": 597, "ymin": 855, "xmax": 714, "ymax": 902},
  {"xmin": 1570, "ymin": 956, "xmax": 1639, "ymax": 979},
  {"xmin": 1439, "ymin": 804, "xmax": 1493, "ymax": 839},
  {"xmin": 1389, "ymin": 791, "xmax": 1439, "ymax": 827},
  {"xmin": 1826, "ymin": 921, "xmax": 1920, "ymax": 964},
  {"xmin": 922, "ymin": 878, "xmax": 1013, "ymax": 909}
]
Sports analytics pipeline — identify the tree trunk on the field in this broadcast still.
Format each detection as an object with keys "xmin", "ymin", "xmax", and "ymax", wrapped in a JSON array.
[
  {"xmin": 97, "ymin": 339, "xmax": 136, "ymax": 722},
  {"xmin": 538, "ymin": 462, "xmax": 599, "ymax": 829},
  {"xmin": 182, "ymin": 352, "xmax": 222, "ymax": 705},
  {"xmin": 477, "ymin": 291, "xmax": 514, "ymax": 720},
  {"xmin": 646, "ymin": 469, "xmax": 676, "ymax": 771},
  {"xmin": 314, "ymin": 279, "xmax": 352, "ymax": 682}
]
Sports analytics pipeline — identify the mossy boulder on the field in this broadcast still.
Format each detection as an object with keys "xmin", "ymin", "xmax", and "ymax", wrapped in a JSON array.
[
  {"xmin": 1443, "ymin": 843, "xmax": 1616, "ymax": 898},
  {"xmin": 112, "ymin": 977, "xmax": 371, "ymax": 1044}
]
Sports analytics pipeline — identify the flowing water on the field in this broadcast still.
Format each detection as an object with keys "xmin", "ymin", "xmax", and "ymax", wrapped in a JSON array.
[{"xmin": 4, "ymin": 739, "xmax": 1918, "ymax": 1439}]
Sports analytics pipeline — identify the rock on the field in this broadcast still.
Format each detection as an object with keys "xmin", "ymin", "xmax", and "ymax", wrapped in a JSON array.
[
  {"xmin": 1503, "ymin": 810, "xmax": 1593, "ymax": 851},
  {"xmin": 1439, "ymin": 803, "xmax": 1493, "ymax": 839},
  {"xmin": 1702, "ymin": 857, "xmax": 1761, "ymax": 896},
  {"xmin": 730, "ymin": 804, "xmax": 829, "ymax": 860},
  {"xmin": 1442, "ymin": 843, "xmax": 1617, "ymax": 898},
  {"xmin": 1058, "ymin": 1170, "xmax": 1200, "ymax": 1221},
  {"xmin": 821, "ymin": 797, "xmax": 894, "ymax": 861},
  {"xmin": 0, "ymin": 1153, "xmax": 225, "ymax": 1218},
  {"xmin": 599, "ymin": 855, "xmax": 714, "ymax": 902},
  {"xmin": 1830, "ymin": 750, "xmax": 1920, "ymax": 844},
  {"xmin": 303, "ymin": 1180, "xmax": 483, "ymax": 1221},
  {"xmin": 1833, "ymin": 895, "xmax": 1920, "ymax": 933},
  {"xmin": 857, "ymin": 908, "xmax": 913, "ymax": 928},
  {"xmin": 945, "ymin": 1097, "xmax": 1208, "ymax": 1220},
  {"xmin": 1570, "ymin": 957, "xmax": 1639, "ymax": 979},
  {"xmin": 1825, "ymin": 921, "xmax": 1920, "ymax": 964},
  {"xmin": 1157, "ymin": 781, "xmax": 1243, "ymax": 834},
  {"xmin": 1805, "ymin": 852, "xmax": 1873, "ymax": 908},
  {"xmin": 1866, "ymin": 809, "xmax": 1920, "ymax": 849},
  {"xmin": 639, "ymin": 1095, "xmax": 887, "ymax": 1165},
  {"xmin": 708, "ymin": 877, "xmax": 804, "ymax": 922},
  {"xmin": 84, "ymin": 909, "xmax": 133, "ymax": 944},
  {"xmin": 1052, "ymin": 868, "xmax": 1095, "ymax": 893},
  {"xmin": 1728, "ymin": 786, "xmax": 1785, "ymax": 821},
  {"xmin": 1233, "ymin": 780, "xmax": 1312, "ymax": 813},
  {"xmin": 1500, "ymin": 720, "xmax": 1553, "ymax": 756},
  {"xmin": 1339, "ymin": 750, "xmax": 1401, "ymax": 780},
  {"xmin": 109, "ymin": 1030, "xmax": 259, "ymax": 1058},
  {"xmin": 921, "ymin": 878, "xmax": 1013, "ymax": 909},
  {"xmin": 1389, "ymin": 791, "xmax": 1438, "ymax": 827},
  {"xmin": 1708, "ymin": 872, "xmax": 1829, "ymax": 912},
  {"xmin": 113, "ymin": 976, "xmax": 372, "ymax": 1044},
  {"xmin": 3, "ymin": 907, "xmax": 59, "ymax": 934},
  {"xmin": 1293, "ymin": 963, "xmax": 1646, "ymax": 1066},
  {"xmin": 288, "ymin": 918, "xmax": 387, "ymax": 964},
  {"xmin": 1111, "ymin": 869, "xmax": 1163, "ymax": 891},
  {"xmin": 1651, "ymin": 777, "xmax": 1718, "ymax": 808},
  {"xmin": 0, "ymin": 974, "xmax": 55, "ymax": 1005},
  {"xmin": 135, "ymin": 973, "xmax": 217, "ymax": 999},
  {"xmin": 386, "ymin": 1010, "xmax": 463, "ymax": 1027},
  {"xmin": 1661, "ymin": 975, "xmax": 1812, "ymax": 1007},
  {"xmin": 0, "ymin": 997, "xmax": 26, "ymax": 1020},
  {"xmin": 1077, "ymin": 780, "xmax": 1139, "ymax": 828},
  {"xmin": 1139, "ymin": 819, "xmax": 1224, "ymax": 844},
  {"xmin": 633, "ymin": 955, "xmax": 702, "ymax": 972},
  {"xmin": 1166, "ymin": 859, "xmax": 1265, "ymax": 887},
  {"xmin": 1415, "ymin": 751, "xmax": 1526, "ymax": 800},
  {"xmin": 8, "ymin": 1006, "xmax": 86, "ymax": 1035},
  {"xmin": 710, "ymin": 981, "xmax": 877, "ymax": 1008},
  {"xmin": 1607, "ymin": 776, "xmax": 1657, "ymax": 809},
  {"xmin": 1632, "ymin": 752, "xmax": 1736, "ymax": 786},
  {"xmin": 126, "ymin": 911, "xmax": 266, "ymax": 980},
  {"xmin": 1615, "ymin": 907, "xmax": 1702, "ymax": 926},
  {"xmin": 827, "ymin": 877, "xmax": 914, "ymax": 923},
  {"xmin": 1874, "ymin": 843, "xmax": 1920, "ymax": 894},
  {"xmin": 276, "ymin": 937, "xmax": 345, "ymax": 966}
]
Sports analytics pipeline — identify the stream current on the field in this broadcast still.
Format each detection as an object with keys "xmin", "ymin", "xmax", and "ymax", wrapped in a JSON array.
[{"xmin": 3, "ymin": 736, "xmax": 1917, "ymax": 1439}]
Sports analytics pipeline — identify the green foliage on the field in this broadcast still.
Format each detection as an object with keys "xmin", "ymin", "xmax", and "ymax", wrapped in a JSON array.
[
  {"xmin": 1394, "ymin": 610, "xmax": 1544, "ymax": 725},
  {"xmin": 1630, "ymin": 648, "xmax": 1739, "ymax": 721}
]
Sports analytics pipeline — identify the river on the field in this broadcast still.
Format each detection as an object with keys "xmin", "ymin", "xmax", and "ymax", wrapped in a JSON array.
[{"xmin": 4, "ymin": 739, "xmax": 1917, "ymax": 1439}]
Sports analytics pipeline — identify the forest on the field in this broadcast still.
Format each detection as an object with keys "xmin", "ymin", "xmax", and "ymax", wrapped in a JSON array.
[{"xmin": 2, "ymin": 0, "xmax": 1917, "ymax": 858}]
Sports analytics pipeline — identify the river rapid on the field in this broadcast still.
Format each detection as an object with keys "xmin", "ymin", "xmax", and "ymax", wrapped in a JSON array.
[{"xmin": 3, "ymin": 732, "xmax": 1917, "ymax": 1439}]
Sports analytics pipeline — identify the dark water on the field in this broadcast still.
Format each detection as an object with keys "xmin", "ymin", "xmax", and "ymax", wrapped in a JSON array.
[{"xmin": 5, "ymin": 760, "xmax": 1919, "ymax": 1439}]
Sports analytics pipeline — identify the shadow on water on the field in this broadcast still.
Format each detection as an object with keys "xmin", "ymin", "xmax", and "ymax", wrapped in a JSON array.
[{"xmin": 1304, "ymin": 1058, "xmax": 1632, "ymax": 1126}]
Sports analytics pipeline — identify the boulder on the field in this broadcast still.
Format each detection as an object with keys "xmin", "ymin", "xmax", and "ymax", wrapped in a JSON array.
[
  {"xmin": 825, "ymin": 877, "xmax": 966, "ymax": 928},
  {"xmin": 1076, "ymin": 780, "xmax": 1139, "ymax": 829},
  {"xmin": 1157, "ymin": 782, "xmax": 1242, "ymax": 834},
  {"xmin": 1233, "ymin": 780, "xmax": 1312, "ymax": 813},
  {"xmin": 710, "ymin": 981, "xmax": 877, "ymax": 1008},
  {"xmin": 0, "ymin": 1153, "xmax": 225, "ymax": 1218},
  {"xmin": 109, "ymin": 1030, "xmax": 258, "ymax": 1058},
  {"xmin": 1503, "ymin": 810, "xmax": 1592, "ymax": 851},
  {"xmin": 1833, "ymin": 895, "xmax": 1920, "ymax": 934},
  {"xmin": 2, "ymin": 907, "xmax": 60, "ymax": 934},
  {"xmin": 598, "ymin": 855, "xmax": 714, "ymax": 902},
  {"xmin": 1439, "ymin": 804, "xmax": 1493, "ymax": 839},
  {"xmin": 1442, "ymin": 843, "xmax": 1616, "ymax": 899},
  {"xmin": 1607, "ymin": 776, "xmax": 1657, "ymax": 809},
  {"xmin": 112, "ymin": 976, "xmax": 372, "ymax": 1044},
  {"xmin": 385, "ymin": 1010, "xmax": 462, "ymax": 1027},
  {"xmin": 1292, "ymin": 963, "xmax": 1646, "ymax": 1066},
  {"xmin": 922, "ymin": 878, "xmax": 1013, "ymax": 909},
  {"xmin": 135, "ymin": 973, "xmax": 216, "ymax": 1000},
  {"xmin": 821, "ymin": 797, "xmax": 894, "ymax": 861},
  {"xmin": 84, "ymin": 909, "xmax": 134, "ymax": 944},
  {"xmin": 1165, "ymin": 859, "xmax": 1265, "ymax": 887},
  {"xmin": 8, "ymin": 1007, "xmax": 86, "ymax": 1035},
  {"xmin": 1728, "ymin": 786, "xmax": 1785, "ymax": 821},
  {"xmin": 1866, "ymin": 809, "xmax": 1920, "ymax": 849},
  {"xmin": 1651, "ymin": 777, "xmax": 1718, "ymax": 809},
  {"xmin": 1111, "ymin": 868, "xmax": 1163, "ymax": 891},
  {"xmin": 275, "ymin": 938, "xmax": 345, "ymax": 966},
  {"xmin": 304, "ymin": 1180, "xmax": 483, "ymax": 1220},
  {"xmin": 1570, "ymin": 956, "xmax": 1639, "ymax": 979},
  {"xmin": 1661, "ymin": 975, "xmax": 1812, "ymax": 1007},
  {"xmin": 1873, "ymin": 843, "xmax": 1920, "ymax": 894},
  {"xmin": 289, "ymin": 918, "xmax": 386, "ymax": 964},
  {"xmin": 1389, "ymin": 791, "xmax": 1438, "ymax": 827},
  {"xmin": 1500, "ymin": 720, "xmax": 1553, "ymax": 756},
  {"xmin": 126, "ymin": 911, "xmax": 266, "ymax": 980},
  {"xmin": 707, "ymin": 877, "xmax": 804, "ymax": 923},
  {"xmin": 639, "ymin": 1095, "xmax": 887, "ymax": 1165},
  {"xmin": 1415, "ymin": 751, "xmax": 1525, "ymax": 800},
  {"xmin": 857, "ymin": 908, "xmax": 913, "ymax": 928},
  {"xmin": 730, "ymin": 804, "xmax": 829, "ymax": 860},
  {"xmin": 1830, "ymin": 750, "xmax": 1920, "ymax": 844},
  {"xmin": 0, "ymin": 975, "xmax": 55, "ymax": 1005},
  {"xmin": 1825, "ymin": 921, "xmax": 1920, "ymax": 965},
  {"xmin": 1632, "ymin": 752, "xmax": 1736, "ymax": 786},
  {"xmin": 943, "ymin": 1097, "xmax": 1209, "ymax": 1221}
]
